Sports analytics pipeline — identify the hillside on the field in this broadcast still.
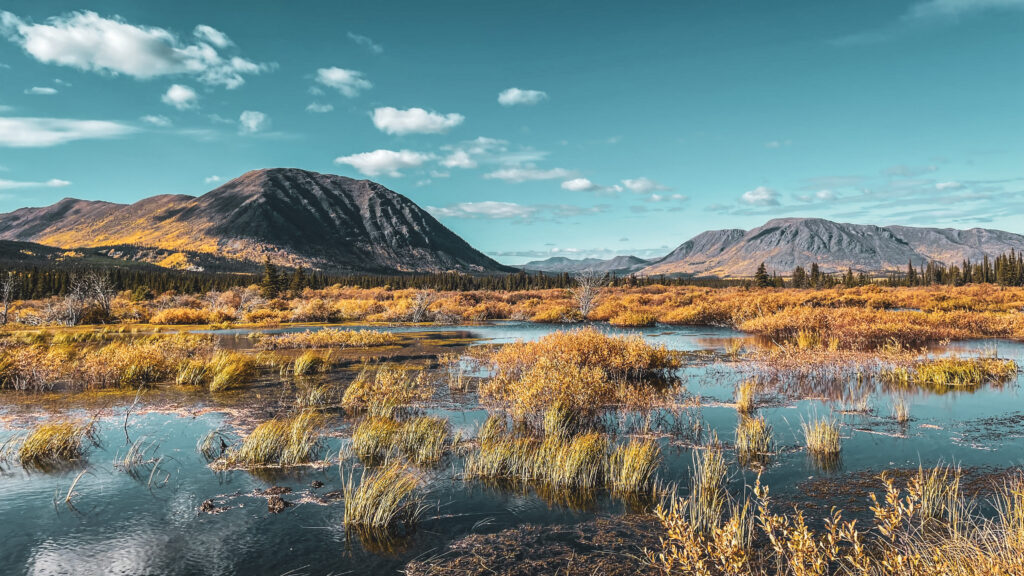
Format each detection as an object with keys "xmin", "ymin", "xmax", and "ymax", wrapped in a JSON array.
[
  {"xmin": 640, "ymin": 218, "xmax": 1024, "ymax": 277},
  {"xmin": 521, "ymin": 255, "xmax": 650, "ymax": 275},
  {"xmin": 0, "ymin": 169, "xmax": 512, "ymax": 274}
]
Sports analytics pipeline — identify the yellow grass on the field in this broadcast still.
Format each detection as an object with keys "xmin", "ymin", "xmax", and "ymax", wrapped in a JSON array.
[
  {"xmin": 343, "ymin": 462, "xmax": 423, "ymax": 535},
  {"xmin": 219, "ymin": 410, "xmax": 323, "ymax": 468},
  {"xmin": 11, "ymin": 420, "xmax": 94, "ymax": 468},
  {"xmin": 340, "ymin": 366, "xmax": 434, "ymax": 418}
]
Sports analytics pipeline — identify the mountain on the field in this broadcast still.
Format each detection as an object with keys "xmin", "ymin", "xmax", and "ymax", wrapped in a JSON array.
[
  {"xmin": 639, "ymin": 218, "xmax": 1024, "ymax": 277},
  {"xmin": 0, "ymin": 168, "xmax": 512, "ymax": 274},
  {"xmin": 521, "ymin": 255, "xmax": 651, "ymax": 275}
]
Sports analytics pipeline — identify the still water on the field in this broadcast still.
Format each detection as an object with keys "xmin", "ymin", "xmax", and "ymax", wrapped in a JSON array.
[{"xmin": 1, "ymin": 322, "xmax": 1022, "ymax": 574}]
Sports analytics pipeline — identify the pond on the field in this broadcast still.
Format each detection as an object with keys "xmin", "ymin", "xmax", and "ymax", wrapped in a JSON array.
[{"xmin": 1, "ymin": 322, "xmax": 1022, "ymax": 574}]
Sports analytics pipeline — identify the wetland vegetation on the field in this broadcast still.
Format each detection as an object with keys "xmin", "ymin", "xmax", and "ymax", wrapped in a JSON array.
[{"xmin": 1, "ymin": 281, "xmax": 1022, "ymax": 574}]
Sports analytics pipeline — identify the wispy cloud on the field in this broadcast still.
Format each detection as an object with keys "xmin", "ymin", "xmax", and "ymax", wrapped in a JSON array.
[
  {"xmin": 621, "ymin": 177, "xmax": 671, "ymax": 194},
  {"xmin": 347, "ymin": 32, "xmax": 382, "ymax": 54},
  {"xmin": 0, "ymin": 177, "xmax": 70, "ymax": 190},
  {"xmin": 0, "ymin": 10, "xmax": 271, "ymax": 88},
  {"xmin": 484, "ymin": 167, "xmax": 574, "ymax": 182},
  {"xmin": 0, "ymin": 116, "xmax": 137, "ymax": 147},
  {"xmin": 440, "ymin": 137, "xmax": 547, "ymax": 170},
  {"xmin": 429, "ymin": 201, "xmax": 608, "ymax": 221},
  {"xmin": 561, "ymin": 178, "xmax": 622, "ymax": 194},
  {"xmin": 24, "ymin": 86, "xmax": 57, "ymax": 95},
  {"xmin": 371, "ymin": 107, "xmax": 464, "ymax": 135},
  {"xmin": 305, "ymin": 102, "xmax": 333, "ymax": 113},
  {"xmin": 740, "ymin": 186, "xmax": 781, "ymax": 206},
  {"xmin": 315, "ymin": 67, "xmax": 371, "ymax": 97},
  {"xmin": 834, "ymin": 0, "xmax": 1024, "ymax": 45},
  {"xmin": 140, "ymin": 114, "xmax": 172, "ymax": 127}
]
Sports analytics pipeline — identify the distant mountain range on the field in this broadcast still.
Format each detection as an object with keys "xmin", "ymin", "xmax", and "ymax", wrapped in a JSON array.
[
  {"xmin": 521, "ymin": 255, "xmax": 651, "ymax": 275},
  {"xmin": 1, "ymin": 170, "xmax": 1021, "ymax": 278},
  {"xmin": 0, "ymin": 168, "xmax": 512, "ymax": 274},
  {"xmin": 521, "ymin": 218, "xmax": 1024, "ymax": 278}
]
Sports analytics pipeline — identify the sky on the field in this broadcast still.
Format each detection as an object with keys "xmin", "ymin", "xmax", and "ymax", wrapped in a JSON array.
[{"xmin": 0, "ymin": 0, "xmax": 1022, "ymax": 264}]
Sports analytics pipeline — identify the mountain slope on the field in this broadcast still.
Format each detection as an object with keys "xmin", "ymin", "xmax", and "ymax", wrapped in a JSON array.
[
  {"xmin": 639, "ymin": 218, "xmax": 1024, "ymax": 277},
  {"xmin": 521, "ymin": 255, "xmax": 650, "ymax": 275},
  {"xmin": 0, "ymin": 168, "xmax": 511, "ymax": 274}
]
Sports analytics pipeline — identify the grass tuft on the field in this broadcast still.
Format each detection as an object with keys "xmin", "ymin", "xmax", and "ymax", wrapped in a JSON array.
[
  {"xmin": 13, "ymin": 421, "xmax": 94, "ymax": 468},
  {"xmin": 608, "ymin": 438, "xmax": 661, "ymax": 495},
  {"xmin": 343, "ymin": 462, "xmax": 423, "ymax": 536},
  {"xmin": 219, "ymin": 410, "xmax": 323, "ymax": 468}
]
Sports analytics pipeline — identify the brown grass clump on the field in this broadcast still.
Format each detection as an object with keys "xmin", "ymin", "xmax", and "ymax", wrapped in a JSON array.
[
  {"xmin": 609, "ymin": 310, "xmax": 657, "ymax": 327},
  {"xmin": 149, "ymin": 307, "xmax": 216, "ymax": 325},
  {"xmin": 734, "ymin": 380, "xmax": 757, "ymax": 414},
  {"xmin": 218, "ymin": 410, "xmax": 323, "ymax": 468},
  {"xmin": 607, "ymin": 438, "xmax": 661, "ymax": 495},
  {"xmin": 341, "ymin": 366, "xmax": 435, "ymax": 417},
  {"xmin": 9, "ymin": 420, "xmax": 95, "ymax": 468},
  {"xmin": 206, "ymin": 351, "xmax": 258, "ymax": 392},
  {"xmin": 734, "ymin": 415, "xmax": 774, "ymax": 469},
  {"xmin": 352, "ymin": 415, "xmax": 450, "ymax": 466},
  {"xmin": 652, "ymin": 463, "xmax": 1024, "ymax": 575},
  {"xmin": 255, "ymin": 328, "xmax": 399, "ymax": 350},
  {"xmin": 909, "ymin": 356, "xmax": 1017, "ymax": 389},
  {"xmin": 343, "ymin": 462, "xmax": 423, "ymax": 538},
  {"xmin": 483, "ymin": 328, "xmax": 680, "ymax": 417}
]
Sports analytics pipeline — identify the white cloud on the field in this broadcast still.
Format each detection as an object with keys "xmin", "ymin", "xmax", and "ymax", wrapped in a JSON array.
[
  {"xmin": 441, "ymin": 149, "xmax": 476, "ymax": 169},
  {"xmin": 238, "ymin": 110, "xmax": 268, "ymax": 134},
  {"xmin": 621, "ymin": 177, "xmax": 670, "ymax": 194},
  {"xmin": 24, "ymin": 86, "xmax": 57, "ymax": 95},
  {"xmin": 560, "ymin": 178, "xmax": 623, "ymax": 194},
  {"xmin": 561, "ymin": 178, "xmax": 597, "ymax": 192},
  {"xmin": 347, "ymin": 32, "xmax": 382, "ymax": 54},
  {"xmin": 334, "ymin": 149, "xmax": 434, "ymax": 177},
  {"xmin": 0, "ymin": 116, "xmax": 137, "ymax": 147},
  {"xmin": 305, "ymin": 102, "xmax": 333, "ymax": 113},
  {"xmin": 647, "ymin": 192, "xmax": 688, "ymax": 203},
  {"xmin": 204, "ymin": 175, "xmax": 221, "ymax": 184},
  {"xmin": 936, "ymin": 181, "xmax": 963, "ymax": 190},
  {"xmin": 192, "ymin": 24, "xmax": 231, "ymax": 48},
  {"xmin": 315, "ymin": 67, "xmax": 371, "ymax": 97},
  {"xmin": 815, "ymin": 189, "xmax": 835, "ymax": 200},
  {"xmin": 371, "ymin": 107, "xmax": 464, "ymax": 135},
  {"xmin": 0, "ymin": 177, "xmax": 70, "ymax": 190},
  {"xmin": 161, "ymin": 84, "xmax": 197, "ymax": 109},
  {"xmin": 498, "ymin": 88, "xmax": 548, "ymax": 106},
  {"xmin": 0, "ymin": 11, "xmax": 269, "ymax": 88},
  {"xmin": 908, "ymin": 0, "xmax": 1024, "ymax": 19},
  {"xmin": 429, "ymin": 201, "xmax": 537, "ymax": 219},
  {"xmin": 485, "ymin": 167, "xmax": 573, "ymax": 182},
  {"xmin": 764, "ymin": 139, "xmax": 792, "ymax": 149},
  {"xmin": 741, "ymin": 186, "xmax": 781, "ymax": 206},
  {"xmin": 140, "ymin": 114, "xmax": 171, "ymax": 127}
]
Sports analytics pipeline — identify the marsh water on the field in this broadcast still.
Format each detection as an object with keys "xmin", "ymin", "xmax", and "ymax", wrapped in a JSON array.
[{"xmin": 1, "ymin": 322, "xmax": 1022, "ymax": 575}]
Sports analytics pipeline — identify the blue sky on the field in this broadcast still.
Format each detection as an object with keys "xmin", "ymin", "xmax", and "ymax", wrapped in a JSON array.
[{"xmin": 0, "ymin": 1, "xmax": 1022, "ymax": 264}]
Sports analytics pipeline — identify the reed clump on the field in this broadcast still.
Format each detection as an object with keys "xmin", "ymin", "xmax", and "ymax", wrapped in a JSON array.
[
  {"xmin": 912, "ymin": 356, "xmax": 1017, "ymax": 388},
  {"xmin": 802, "ymin": 416, "xmax": 842, "ymax": 456},
  {"xmin": 608, "ymin": 310, "xmax": 657, "ymax": 327},
  {"xmin": 343, "ymin": 462, "xmax": 423, "ymax": 537},
  {"xmin": 255, "ymin": 328, "xmax": 399, "ymax": 350},
  {"xmin": 651, "ymin": 462, "xmax": 1024, "ymax": 576},
  {"xmin": 9, "ymin": 420, "xmax": 95, "ymax": 468},
  {"xmin": 607, "ymin": 438, "xmax": 661, "ymax": 495},
  {"xmin": 483, "ymin": 328, "xmax": 680, "ymax": 417},
  {"xmin": 734, "ymin": 415, "xmax": 774, "ymax": 469},
  {"xmin": 341, "ymin": 366, "xmax": 434, "ymax": 418},
  {"xmin": 206, "ymin": 351, "xmax": 258, "ymax": 392},
  {"xmin": 734, "ymin": 380, "xmax": 757, "ymax": 414},
  {"xmin": 352, "ymin": 415, "xmax": 450, "ymax": 466},
  {"xmin": 218, "ymin": 410, "xmax": 323, "ymax": 468},
  {"xmin": 292, "ymin": 350, "xmax": 334, "ymax": 377}
]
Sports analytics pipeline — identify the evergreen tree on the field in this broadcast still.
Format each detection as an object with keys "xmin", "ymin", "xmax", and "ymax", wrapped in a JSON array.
[
  {"xmin": 754, "ymin": 262, "xmax": 772, "ymax": 288},
  {"xmin": 261, "ymin": 257, "xmax": 281, "ymax": 298}
]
